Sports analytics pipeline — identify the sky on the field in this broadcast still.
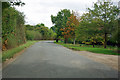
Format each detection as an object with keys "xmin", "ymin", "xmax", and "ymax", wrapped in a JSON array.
[{"xmin": 15, "ymin": 0, "xmax": 119, "ymax": 28}]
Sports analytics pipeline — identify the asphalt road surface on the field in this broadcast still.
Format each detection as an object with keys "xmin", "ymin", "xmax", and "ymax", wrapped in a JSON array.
[{"xmin": 3, "ymin": 41, "xmax": 118, "ymax": 78}]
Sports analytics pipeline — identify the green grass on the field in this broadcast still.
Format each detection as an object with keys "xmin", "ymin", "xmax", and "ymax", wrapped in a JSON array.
[
  {"xmin": 56, "ymin": 42, "xmax": 119, "ymax": 55},
  {"xmin": 2, "ymin": 41, "xmax": 37, "ymax": 62}
]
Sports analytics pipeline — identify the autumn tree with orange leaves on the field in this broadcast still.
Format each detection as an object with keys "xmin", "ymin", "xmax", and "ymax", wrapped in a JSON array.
[{"xmin": 60, "ymin": 12, "xmax": 79, "ymax": 44}]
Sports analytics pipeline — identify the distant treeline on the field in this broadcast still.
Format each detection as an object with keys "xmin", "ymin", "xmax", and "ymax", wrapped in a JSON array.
[{"xmin": 25, "ymin": 24, "xmax": 56, "ymax": 40}]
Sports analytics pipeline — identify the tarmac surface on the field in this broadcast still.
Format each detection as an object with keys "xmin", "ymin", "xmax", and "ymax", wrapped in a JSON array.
[{"xmin": 3, "ymin": 41, "xmax": 118, "ymax": 78}]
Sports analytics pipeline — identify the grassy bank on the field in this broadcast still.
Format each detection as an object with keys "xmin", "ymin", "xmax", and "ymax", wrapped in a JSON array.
[
  {"xmin": 55, "ymin": 42, "xmax": 119, "ymax": 55},
  {"xmin": 2, "ymin": 41, "xmax": 37, "ymax": 62}
]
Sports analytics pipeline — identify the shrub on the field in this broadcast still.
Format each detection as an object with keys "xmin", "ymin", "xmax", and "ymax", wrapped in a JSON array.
[
  {"xmin": 26, "ymin": 30, "xmax": 35, "ymax": 40},
  {"xmin": 7, "ymin": 34, "xmax": 17, "ymax": 49},
  {"xmin": 34, "ymin": 31, "xmax": 42, "ymax": 40},
  {"xmin": 26, "ymin": 30, "xmax": 42, "ymax": 40}
]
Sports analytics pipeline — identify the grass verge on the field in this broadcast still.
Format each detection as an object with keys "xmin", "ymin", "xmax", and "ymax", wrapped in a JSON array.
[
  {"xmin": 56, "ymin": 42, "xmax": 119, "ymax": 55},
  {"xmin": 2, "ymin": 41, "xmax": 37, "ymax": 62}
]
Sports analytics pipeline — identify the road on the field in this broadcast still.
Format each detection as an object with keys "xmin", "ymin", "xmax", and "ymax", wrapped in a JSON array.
[{"xmin": 3, "ymin": 41, "xmax": 118, "ymax": 78}]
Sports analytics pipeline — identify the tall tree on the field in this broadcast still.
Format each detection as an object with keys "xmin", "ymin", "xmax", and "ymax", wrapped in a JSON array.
[
  {"xmin": 76, "ymin": 13, "xmax": 103, "ymax": 47},
  {"xmin": 60, "ymin": 12, "xmax": 79, "ymax": 44},
  {"xmin": 88, "ymin": 0, "xmax": 119, "ymax": 48},
  {"xmin": 51, "ymin": 9, "xmax": 71, "ymax": 42}
]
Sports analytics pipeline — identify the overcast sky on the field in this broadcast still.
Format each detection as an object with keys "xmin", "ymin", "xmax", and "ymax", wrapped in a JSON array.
[{"xmin": 15, "ymin": 0, "xmax": 119, "ymax": 28}]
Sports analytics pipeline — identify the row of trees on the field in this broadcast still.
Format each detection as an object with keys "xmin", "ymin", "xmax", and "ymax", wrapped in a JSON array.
[
  {"xmin": 51, "ymin": 0, "xmax": 119, "ymax": 48},
  {"xmin": 2, "ymin": 2, "xmax": 26, "ymax": 50},
  {"xmin": 25, "ymin": 24, "xmax": 56, "ymax": 40}
]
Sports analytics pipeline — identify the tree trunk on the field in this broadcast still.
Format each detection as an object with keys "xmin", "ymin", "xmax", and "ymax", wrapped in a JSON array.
[
  {"xmin": 56, "ymin": 38, "xmax": 58, "ymax": 43},
  {"xmin": 64, "ymin": 38, "xmax": 68, "ymax": 44},
  {"xmin": 117, "ymin": 44, "xmax": 120, "ymax": 53},
  {"xmin": 117, "ymin": 39, "xmax": 120, "ymax": 53},
  {"xmin": 73, "ymin": 38, "xmax": 75, "ymax": 45},
  {"xmin": 104, "ymin": 33, "xmax": 107, "ymax": 48},
  {"xmin": 92, "ymin": 42, "xmax": 95, "ymax": 47}
]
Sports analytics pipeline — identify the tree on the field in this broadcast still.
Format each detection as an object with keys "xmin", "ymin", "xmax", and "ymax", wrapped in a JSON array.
[
  {"xmin": 88, "ymin": 0, "xmax": 119, "ymax": 48},
  {"xmin": 48, "ymin": 29, "xmax": 57, "ymax": 40},
  {"xmin": 110, "ymin": 19, "xmax": 119, "ymax": 48},
  {"xmin": 2, "ymin": 0, "xmax": 25, "ymax": 10},
  {"xmin": 51, "ymin": 9, "xmax": 71, "ymax": 42},
  {"xmin": 25, "ymin": 25, "xmax": 35, "ymax": 30},
  {"xmin": 36, "ymin": 23, "xmax": 45, "ymax": 27},
  {"xmin": 76, "ymin": 13, "xmax": 102, "ymax": 47},
  {"xmin": 60, "ymin": 12, "xmax": 79, "ymax": 44},
  {"xmin": 10, "ymin": 1, "xmax": 25, "ymax": 6},
  {"xmin": 25, "ymin": 23, "xmax": 56, "ymax": 40},
  {"xmin": 50, "ymin": 26, "xmax": 56, "ymax": 32}
]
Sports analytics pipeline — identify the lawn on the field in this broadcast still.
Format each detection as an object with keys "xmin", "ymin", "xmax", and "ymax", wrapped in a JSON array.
[
  {"xmin": 2, "ymin": 41, "xmax": 37, "ymax": 62},
  {"xmin": 56, "ymin": 42, "xmax": 119, "ymax": 55}
]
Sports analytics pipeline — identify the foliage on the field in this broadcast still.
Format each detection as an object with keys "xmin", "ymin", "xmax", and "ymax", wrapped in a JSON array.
[
  {"xmin": 51, "ymin": 9, "xmax": 71, "ymax": 42},
  {"xmin": 25, "ymin": 25, "xmax": 35, "ymax": 31},
  {"xmin": 49, "ymin": 29, "xmax": 57, "ymax": 40},
  {"xmin": 25, "ymin": 23, "xmax": 56, "ymax": 40},
  {"xmin": 88, "ymin": 0, "xmax": 119, "ymax": 48},
  {"xmin": 2, "ymin": 3, "xmax": 26, "ymax": 50},
  {"xmin": 26, "ymin": 30, "xmax": 42, "ymax": 40},
  {"xmin": 60, "ymin": 11, "xmax": 79, "ymax": 44},
  {"xmin": 51, "ymin": 0, "xmax": 119, "ymax": 49},
  {"xmin": 76, "ymin": 13, "xmax": 104, "ymax": 47},
  {"xmin": 74, "ymin": 0, "xmax": 119, "ymax": 48},
  {"xmin": 38, "ymin": 26, "xmax": 50, "ymax": 40},
  {"xmin": 7, "ymin": 34, "xmax": 17, "ymax": 49},
  {"xmin": 9, "ymin": 0, "xmax": 25, "ymax": 6},
  {"xmin": 51, "ymin": 1, "xmax": 119, "ymax": 51}
]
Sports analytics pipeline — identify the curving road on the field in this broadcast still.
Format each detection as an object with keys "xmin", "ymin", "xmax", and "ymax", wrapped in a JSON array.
[{"xmin": 3, "ymin": 41, "xmax": 118, "ymax": 78}]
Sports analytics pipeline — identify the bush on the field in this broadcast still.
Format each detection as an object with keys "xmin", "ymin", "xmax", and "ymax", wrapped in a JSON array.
[
  {"xmin": 34, "ymin": 31, "xmax": 42, "ymax": 40},
  {"xmin": 26, "ymin": 30, "xmax": 42, "ymax": 40},
  {"xmin": 48, "ymin": 29, "xmax": 57, "ymax": 40},
  {"xmin": 26, "ymin": 30, "xmax": 35, "ymax": 40},
  {"xmin": 7, "ymin": 34, "xmax": 17, "ymax": 49}
]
